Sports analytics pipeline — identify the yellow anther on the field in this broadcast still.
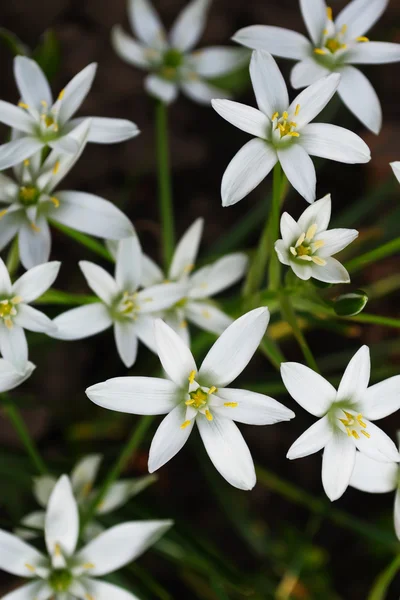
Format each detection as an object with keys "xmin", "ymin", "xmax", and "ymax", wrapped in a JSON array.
[
  {"xmin": 30, "ymin": 222, "xmax": 41, "ymax": 232},
  {"xmin": 82, "ymin": 482, "xmax": 92, "ymax": 497},
  {"xmin": 52, "ymin": 160, "xmax": 60, "ymax": 174},
  {"xmin": 289, "ymin": 247, "xmax": 297, "ymax": 256},
  {"xmin": 287, "ymin": 132, "xmax": 300, "ymax": 138},
  {"xmin": 188, "ymin": 370, "xmax": 196, "ymax": 384},
  {"xmin": 271, "ymin": 111, "xmax": 279, "ymax": 121},
  {"xmin": 311, "ymin": 256, "xmax": 326, "ymax": 266},
  {"xmin": 58, "ymin": 88, "xmax": 65, "ymax": 100},
  {"xmin": 185, "ymin": 399, "xmax": 195, "ymax": 405},
  {"xmin": 326, "ymin": 6, "xmax": 333, "ymax": 20},
  {"xmin": 41, "ymin": 100, "xmax": 48, "ymax": 107},
  {"xmin": 224, "ymin": 402, "xmax": 238, "ymax": 408},
  {"xmin": 23, "ymin": 159, "xmax": 30, "ymax": 167},
  {"xmin": 311, "ymin": 240, "xmax": 325, "ymax": 250},
  {"xmin": 306, "ymin": 224, "xmax": 317, "ymax": 240},
  {"xmin": 54, "ymin": 543, "xmax": 62, "ymax": 556},
  {"xmin": 205, "ymin": 409, "xmax": 213, "ymax": 421},
  {"xmin": 183, "ymin": 263, "xmax": 194, "ymax": 274},
  {"xmin": 295, "ymin": 104, "xmax": 300, "ymax": 116},
  {"xmin": 290, "ymin": 121, "xmax": 297, "ymax": 128},
  {"xmin": 180, "ymin": 320, "xmax": 188, "ymax": 328},
  {"xmin": 53, "ymin": 123, "xmax": 59, "ymax": 132},
  {"xmin": 208, "ymin": 386, "xmax": 217, "ymax": 395},
  {"xmin": 282, "ymin": 111, "xmax": 288, "ymax": 120},
  {"xmin": 201, "ymin": 310, "xmax": 211, "ymax": 319},
  {"xmin": 345, "ymin": 427, "xmax": 352, "ymax": 437},
  {"xmin": 356, "ymin": 414, "xmax": 367, "ymax": 428},
  {"xmin": 0, "ymin": 209, "xmax": 8, "ymax": 219},
  {"xmin": 356, "ymin": 36, "xmax": 369, "ymax": 42},
  {"xmin": 351, "ymin": 430, "xmax": 360, "ymax": 440},
  {"xmin": 323, "ymin": 28, "xmax": 328, "ymax": 36},
  {"xmin": 85, "ymin": 595, "xmax": 95, "ymax": 600},
  {"xmin": 11, "ymin": 296, "xmax": 22, "ymax": 305},
  {"xmin": 361, "ymin": 430, "xmax": 371, "ymax": 439},
  {"xmin": 83, "ymin": 562, "xmax": 95, "ymax": 570},
  {"xmin": 18, "ymin": 102, "xmax": 29, "ymax": 110},
  {"xmin": 25, "ymin": 563, "xmax": 35, "ymax": 572},
  {"xmin": 314, "ymin": 48, "xmax": 327, "ymax": 55},
  {"xmin": 4, "ymin": 317, "xmax": 13, "ymax": 330},
  {"xmin": 180, "ymin": 420, "xmax": 191, "ymax": 429},
  {"xmin": 50, "ymin": 196, "xmax": 60, "ymax": 208},
  {"xmin": 341, "ymin": 25, "xmax": 348, "ymax": 34},
  {"xmin": 295, "ymin": 233, "xmax": 306, "ymax": 247}
]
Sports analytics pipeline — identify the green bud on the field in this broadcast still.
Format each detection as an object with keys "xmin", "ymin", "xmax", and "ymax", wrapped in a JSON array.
[{"xmin": 334, "ymin": 290, "xmax": 368, "ymax": 317}]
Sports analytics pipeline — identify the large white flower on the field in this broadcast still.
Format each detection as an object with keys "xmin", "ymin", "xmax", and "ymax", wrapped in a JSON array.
[
  {"xmin": 51, "ymin": 236, "xmax": 187, "ymax": 368},
  {"xmin": 275, "ymin": 194, "xmax": 358, "ymax": 283},
  {"xmin": 0, "ymin": 258, "xmax": 60, "ymax": 373},
  {"xmin": 0, "ymin": 120, "xmax": 134, "ymax": 270},
  {"xmin": 282, "ymin": 346, "xmax": 400, "ymax": 501},
  {"xmin": 108, "ymin": 218, "xmax": 248, "ymax": 345},
  {"xmin": 0, "ymin": 56, "xmax": 139, "ymax": 170},
  {"xmin": 86, "ymin": 308, "xmax": 295, "ymax": 490},
  {"xmin": 17, "ymin": 454, "xmax": 157, "ymax": 543},
  {"xmin": 233, "ymin": 0, "xmax": 400, "ymax": 134},
  {"xmin": 111, "ymin": 0, "xmax": 249, "ymax": 105},
  {"xmin": 0, "ymin": 475, "xmax": 172, "ymax": 600},
  {"xmin": 212, "ymin": 50, "xmax": 370, "ymax": 206}
]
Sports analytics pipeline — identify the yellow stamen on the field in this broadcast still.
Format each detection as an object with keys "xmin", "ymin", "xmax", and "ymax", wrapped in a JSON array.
[
  {"xmin": 0, "ymin": 209, "xmax": 8, "ymax": 219},
  {"xmin": 18, "ymin": 102, "xmax": 29, "ymax": 110},
  {"xmin": 314, "ymin": 48, "xmax": 327, "ymax": 55},
  {"xmin": 180, "ymin": 320, "xmax": 188, "ymax": 328},
  {"xmin": 271, "ymin": 111, "xmax": 279, "ymax": 121},
  {"xmin": 208, "ymin": 386, "xmax": 217, "ymax": 395},
  {"xmin": 323, "ymin": 28, "xmax": 328, "ymax": 36},
  {"xmin": 50, "ymin": 196, "xmax": 60, "ymax": 207},
  {"xmin": 326, "ymin": 6, "xmax": 333, "ymax": 20},
  {"xmin": 58, "ymin": 88, "xmax": 65, "ymax": 100},
  {"xmin": 83, "ymin": 562, "xmax": 95, "ymax": 570},
  {"xmin": 289, "ymin": 247, "xmax": 297, "ymax": 256},
  {"xmin": 180, "ymin": 420, "xmax": 191, "ymax": 429},
  {"xmin": 282, "ymin": 111, "xmax": 288, "ymax": 120},
  {"xmin": 23, "ymin": 159, "xmax": 30, "ymax": 167},
  {"xmin": 290, "ymin": 121, "xmax": 297, "ymax": 128},
  {"xmin": 11, "ymin": 296, "xmax": 22, "ymax": 305},
  {"xmin": 356, "ymin": 414, "xmax": 367, "ymax": 428},
  {"xmin": 306, "ymin": 224, "xmax": 317, "ymax": 240},
  {"xmin": 52, "ymin": 160, "xmax": 60, "ymax": 174},
  {"xmin": 82, "ymin": 482, "xmax": 92, "ymax": 497},
  {"xmin": 295, "ymin": 104, "xmax": 300, "ymax": 116},
  {"xmin": 295, "ymin": 233, "xmax": 306, "ymax": 247},
  {"xmin": 188, "ymin": 370, "xmax": 196, "ymax": 384},
  {"xmin": 41, "ymin": 100, "xmax": 48, "ymax": 107},
  {"xmin": 351, "ymin": 430, "xmax": 360, "ymax": 440},
  {"xmin": 185, "ymin": 399, "xmax": 195, "ymax": 405},
  {"xmin": 205, "ymin": 409, "xmax": 213, "ymax": 421},
  {"xmin": 224, "ymin": 402, "xmax": 238, "ymax": 408},
  {"xmin": 201, "ymin": 310, "xmax": 211, "ymax": 319},
  {"xmin": 53, "ymin": 123, "xmax": 59, "ymax": 132},
  {"xmin": 287, "ymin": 132, "xmax": 300, "ymax": 137},
  {"xmin": 54, "ymin": 543, "xmax": 62, "ymax": 556},
  {"xmin": 341, "ymin": 24, "xmax": 348, "ymax": 34},
  {"xmin": 85, "ymin": 595, "xmax": 94, "ymax": 600},
  {"xmin": 183, "ymin": 263, "xmax": 194, "ymax": 274},
  {"xmin": 25, "ymin": 563, "xmax": 35, "ymax": 572},
  {"xmin": 311, "ymin": 256, "xmax": 326, "ymax": 266},
  {"xmin": 361, "ymin": 430, "xmax": 371, "ymax": 438},
  {"xmin": 356, "ymin": 36, "xmax": 369, "ymax": 42},
  {"xmin": 311, "ymin": 240, "xmax": 325, "ymax": 250},
  {"xmin": 30, "ymin": 222, "xmax": 41, "ymax": 232},
  {"xmin": 4, "ymin": 317, "xmax": 13, "ymax": 330}
]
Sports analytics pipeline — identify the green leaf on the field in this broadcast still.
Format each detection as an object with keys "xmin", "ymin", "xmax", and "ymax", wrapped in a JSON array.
[
  {"xmin": 33, "ymin": 30, "xmax": 61, "ymax": 81},
  {"xmin": 0, "ymin": 27, "xmax": 29, "ymax": 56},
  {"xmin": 368, "ymin": 554, "xmax": 400, "ymax": 600},
  {"xmin": 334, "ymin": 290, "xmax": 368, "ymax": 316}
]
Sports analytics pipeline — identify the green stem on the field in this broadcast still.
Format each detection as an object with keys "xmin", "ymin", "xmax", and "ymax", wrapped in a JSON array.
[
  {"xmin": 268, "ymin": 162, "xmax": 282, "ymax": 291},
  {"xmin": 155, "ymin": 100, "xmax": 175, "ymax": 269},
  {"xmin": 345, "ymin": 237, "xmax": 400, "ymax": 274},
  {"xmin": 50, "ymin": 220, "xmax": 112, "ymax": 262},
  {"xmin": 279, "ymin": 292, "xmax": 319, "ymax": 372},
  {"xmin": 80, "ymin": 416, "xmax": 153, "ymax": 532},
  {"xmin": 2, "ymin": 395, "xmax": 47, "ymax": 475},
  {"xmin": 6, "ymin": 237, "xmax": 20, "ymax": 278},
  {"xmin": 368, "ymin": 554, "xmax": 400, "ymax": 600}
]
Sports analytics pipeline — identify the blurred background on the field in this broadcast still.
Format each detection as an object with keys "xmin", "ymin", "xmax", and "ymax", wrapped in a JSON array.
[{"xmin": 0, "ymin": 1, "xmax": 399, "ymax": 598}]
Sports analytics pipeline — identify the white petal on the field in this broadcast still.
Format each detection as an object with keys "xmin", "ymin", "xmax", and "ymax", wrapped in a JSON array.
[
  {"xmin": 280, "ymin": 362, "xmax": 336, "ymax": 417},
  {"xmin": 317, "ymin": 228, "xmax": 358, "ymax": 257},
  {"xmin": 16, "ymin": 511, "xmax": 46, "ymax": 540},
  {"xmin": 77, "ymin": 520, "xmax": 172, "ymax": 575},
  {"xmin": 12, "ymin": 261, "xmax": 60, "ymax": 303},
  {"xmin": 354, "ymin": 421, "xmax": 400, "ymax": 463},
  {"xmin": 297, "ymin": 194, "xmax": 331, "ymax": 233},
  {"xmin": 128, "ymin": 0, "xmax": 167, "ymax": 49},
  {"xmin": 0, "ymin": 213, "xmax": 22, "ymax": 253},
  {"xmin": 337, "ymin": 66, "xmax": 382, "ymax": 135},
  {"xmin": 291, "ymin": 259, "xmax": 313, "ymax": 280},
  {"xmin": 116, "ymin": 235, "xmax": 142, "ymax": 292},
  {"xmin": 14, "ymin": 305, "xmax": 55, "ymax": 334},
  {"xmin": 163, "ymin": 310, "xmax": 191, "ymax": 346},
  {"xmin": 136, "ymin": 282, "xmax": 187, "ymax": 313},
  {"xmin": 169, "ymin": 218, "xmax": 203, "ymax": 280},
  {"xmin": 96, "ymin": 475, "xmax": 156, "ymax": 514},
  {"xmin": 154, "ymin": 319, "xmax": 197, "ymax": 387},
  {"xmin": 58, "ymin": 63, "xmax": 97, "ymax": 125},
  {"xmin": 45, "ymin": 475, "xmax": 79, "ymax": 557},
  {"xmin": 14, "ymin": 56, "xmax": 52, "ymax": 116},
  {"xmin": 170, "ymin": 0, "xmax": 210, "ymax": 51},
  {"xmin": 53, "ymin": 191, "xmax": 134, "ymax": 240},
  {"xmin": 391, "ymin": 162, "xmax": 400, "ymax": 184},
  {"xmin": 0, "ymin": 324, "xmax": 28, "ymax": 374},
  {"xmin": 48, "ymin": 134, "xmax": 79, "ymax": 155},
  {"xmin": 149, "ymin": 403, "xmax": 194, "ymax": 471},
  {"xmin": 33, "ymin": 476, "xmax": 57, "ymax": 507},
  {"xmin": 87, "ymin": 375, "xmax": 179, "ymax": 415},
  {"xmin": 290, "ymin": 73, "xmax": 340, "ymax": 128},
  {"xmin": 189, "ymin": 253, "xmax": 248, "ymax": 299},
  {"xmin": 211, "ymin": 99, "xmax": 270, "ymax": 139},
  {"xmin": 322, "ymin": 433, "xmax": 356, "ymax": 501},
  {"xmin": 395, "ymin": 488, "xmax": 400, "ymax": 541},
  {"xmin": 291, "ymin": 58, "xmax": 330, "ymax": 89},
  {"xmin": 250, "ymin": 50, "xmax": 289, "ymax": 118},
  {"xmin": 213, "ymin": 388, "xmax": 295, "ymax": 425},
  {"xmin": 191, "ymin": 47, "xmax": 249, "ymax": 77},
  {"xmin": 111, "ymin": 25, "xmax": 151, "ymax": 69},
  {"xmin": 79, "ymin": 261, "xmax": 119, "ymax": 305},
  {"xmin": 310, "ymin": 256, "xmax": 350, "ymax": 284},
  {"xmin": 287, "ymin": 415, "xmax": 332, "ymax": 459},
  {"xmin": 199, "ymin": 307, "xmax": 270, "ymax": 388},
  {"xmin": 144, "ymin": 75, "xmax": 178, "ymax": 104},
  {"xmin": 133, "ymin": 314, "xmax": 158, "ymax": 353},
  {"xmin": 18, "ymin": 218, "xmax": 51, "ymax": 270},
  {"xmin": 82, "ymin": 579, "xmax": 141, "ymax": 600},
  {"xmin": 233, "ymin": 25, "xmax": 311, "ymax": 60},
  {"xmin": 51, "ymin": 304, "xmax": 112, "ymax": 340},
  {"xmin": 197, "ymin": 414, "xmax": 256, "ymax": 490},
  {"xmin": 0, "ymin": 258, "xmax": 12, "ymax": 295},
  {"xmin": 221, "ymin": 138, "xmax": 277, "ymax": 207},
  {"xmin": 299, "ymin": 123, "xmax": 371, "ymax": 164},
  {"xmin": 300, "ymin": 0, "xmax": 328, "ymax": 45},
  {"xmin": 361, "ymin": 376, "xmax": 400, "ymax": 421},
  {"xmin": 277, "ymin": 144, "xmax": 316, "ymax": 204},
  {"xmin": 86, "ymin": 117, "xmax": 140, "ymax": 144},
  {"xmin": 280, "ymin": 212, "xmax": 302, "ymax": 246},
  {"xmin": 0, "ymin": 529, "xmax": 44, "ymax": 576},
  {"xmin": 71, "ymin": 454, "xmax": 102, "ymax": 499},
  {"xmin": 185, "ymin": 301, "xmax": 232, "ymax": 335},
  {"xmin": 349, "ymin": 451, "xmax": 397, "ymax": 493},
  {"xmin": 2, "ymin": 582, "xmax": 52, "ymax": 600},
  {"xmin": 0, "ymin": 359, "xmax": 34, "ymax": 392},
  {"xmin": 275, "ymin": 239, "xmax": 290, "ymax": 266},
  {"xmin": 114, "ymin": 321, "xmax": 138, "ymax": 368},
  {"xmin": 336, "ymin": 0, "xmax": 389, "ymax": 40},
  {"xmin": 0, "ymin": 137, "xmax": 43, "ymax": 171},
  {"xmin": 181, "ymin": 79, "xmax": 230, "ymax": 106},
  {"xmin": 141, "ymin": 254, "xmax": 164, "ymax": 286},
  {"xmin": 347, "ymin": 41, "xmax": 400, "ymax": 65},
  {"xmin": 0, "ymin": 101, "xmax": 34, "ymax": 134},
  {"xmin": 337, "ymin": 345, "xmax": 370, "ymax": 404}
]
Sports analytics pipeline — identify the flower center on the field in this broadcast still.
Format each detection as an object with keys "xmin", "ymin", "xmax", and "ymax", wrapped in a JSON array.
[
  {"xmin": 114, "ymin": 291, "xmax": 139, "ymax": 320},
  {"xmin": 0, "ymin": 297, "xmax": 22, "ymax": 329},
  {"xmin": 339, "ymin": 410, "xmax": 370, "ymax": 440},
  {"xmin": 19, "ymin": 185, "xmax": 40, "ymax": 206},
  {"xmin": 289, "ymin": 223, "xmax": 326, "ymax": 266},
  {"xmin": 164, "ymin": 48, "xmax": 183, "ymax": 68},
  {"xmin": 48, "ymin": 568, "xmax": 73, "ymax": 593},
  {"xmin": 325, "ymin": 36, "xmax": 346, "ymax": 54},
  {"xmin": 180, "ymin": 370, "xmax": 219, "ymax": 429},
  {"xmin": 272, "ymin": 106, "xmax": 300, "ymax": 140},
  {"xmin": 313, "ymin": 6, "xmax": 370, "ymax": 58}
]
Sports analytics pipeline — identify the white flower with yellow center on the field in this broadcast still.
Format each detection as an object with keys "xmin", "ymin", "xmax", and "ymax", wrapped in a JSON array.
[
  {"xmin": 0, "ymin": 475, "xmax": 172, "ymax": 600},
  {"xmin": 111, "ymin": 0, "xmax": 249, "ymax": 105},
  {"xmin": 86, "ymin": 308, "xmax": 295, "ymax": 490},
  {"xmin": 212, "ymin": 50, "xmax": 370, "ymax": 206},
  {"xmin": 0, "ymin": 120, "xmax": 134, "ymax": 270},
  {"xmin": 0, "ymin": 57, "xmax": 139, "ymax": 170},
  {"xmin": 233, "ymin": 0, "xmax": 400, "ymax": 134},
  {"xmin": 282, "ymin": 346, "xmax": 400, "ymax": 501},
  {"xmin": 51, "ymin": 236, "xmax": 187, "ymax": 368},
  {"xmin": 275, "ymin": 194, "xmax": 358, "ymax": 283}
]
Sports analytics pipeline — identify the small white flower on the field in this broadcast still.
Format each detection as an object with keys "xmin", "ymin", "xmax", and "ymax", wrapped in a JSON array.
[
  {"xmin": 108, "ymin": 218, "xmax": 248, "ymax": 345},
  {"xmin": 0, "ymin": 120, "xmax": 134, "ymax": 270},
  {"xmin": 233, "ymin": 0, "xmax": 400, "ymax": 134},
  {"xmin": 111, "ymin": 0, "xmax": 249, "ymax": 105},
  {"xmin": 282, "ymin": 346, "xmax": 400, "ymax": 502},
  {"xmin": 17, "ymin": 454, "xmax": 157, "ymax": 542},
  {"xmin": 391, "ymin": 161, "xmax": 400, "ymax": 184},
  {"xmin": 0, "ymin": 57, "xmax": 139, "ymax": 170},
  {"xmin": 275, "ymin": 194, "xmax": 358, "ymax": 283},
  {"xmin": 0, "ymin": 258, "xmax": 60, "ymax": 373},
  {"xmin": 212, "ymin": 50, "xmax": 370, "ymax": 206},
  {"xmin": 86, "ymin": 308, "xmax": 295, "ymax": 490},
  {"xmin": 0, "ymin": 475, "xmax": 172, "ymax": 600},
  {"xmin": 51, "ymin": 236, "xmax": 187, "ymax": 368}
]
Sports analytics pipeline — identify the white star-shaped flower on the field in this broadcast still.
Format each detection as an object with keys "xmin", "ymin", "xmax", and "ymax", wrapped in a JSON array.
[
  {"xmin": 51, "ymin": 236, "xmax": 187, "ymax": 368},
  {"xmin": 212, "ymin": 50, "xmax": 370, "ymax": 206},
  {"xmin": 0, "ymin": 475, "xmax": 172, "ymax": 600},
  {"xmin": 275, "ymin": 194, "xmax": 358, "ymax": 283},
  {"xmin": 233, "ymin": 0, "xmax": 400, "ymax": 134},
  {"xmin": 282, "ymin": 346, "xmax": 400, "ymax": 501},
  {"xmin": 86, "ymin": 308, "xmax": 295, "ymax": 490},
  {"xmin": 0, "ymin": 258, "xmax": 60, "ymax": 373},
  {"xmin": 0, "ymin": 120, "xmax": 134, "ymax": 270},
  {"xmin": 111, "ymin": 0, "xmax": 249, "ymax": 105},
  {"xmin": 108, "ymin": 218, "xmax": 248, "ymax": 345},
  {"xmin": 0, "ymin": 57, "xmax": 139, "ymax": 170}
]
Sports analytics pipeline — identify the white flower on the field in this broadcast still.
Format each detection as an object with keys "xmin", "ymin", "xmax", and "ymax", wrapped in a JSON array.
[
  {"xmin": 51, "ymin": 236, "xmax": 187, "ymax": 368},
  {"xmin": 0, "ymin": 475, "xmax": 172, "ymax": 600},
  {"xmin": 111, "ymin": 0, "xmax": 249, "ymax": 105},
  {"xmin": 233, "ymin": 0, "xmax": 400, "ymax": 135},
  {"xmin": 282, "ymin": 346, "xmax": 400, "ymax": 502},
  {"xmin": 391, "ymin": 161, "xmax": 400, "ymax": 184},
  {"xmin": 212, "ymin": 50, "xmax": 370, "ymax": 206},
  {"xmin": 108, "ymin": 218, "xmax": 248, "ymax": 345},
  {"xmin": 0, "ymin": 120, "xmax": 134, "ymax": 270},
  {"xmin": 17, "ymin": 454, "xmax": 157, "ymax": 542},
  {"xmin": 349, "ymin": 434, "xmax": 400, "ymax": 539},
  {"xmin": 86, "ymin": 308, "xmax": 295, "ymax": 490},
  {"xmin": 275, "ymin": 194, "xmax": 358, "ymax": 283},
  {"xmin": 0, "ymin": 258, "xmax": 60, "ymax": 373},
  {"xmin": 0, "ymin": 56, "xmax": 140, "ymax": 170}
]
